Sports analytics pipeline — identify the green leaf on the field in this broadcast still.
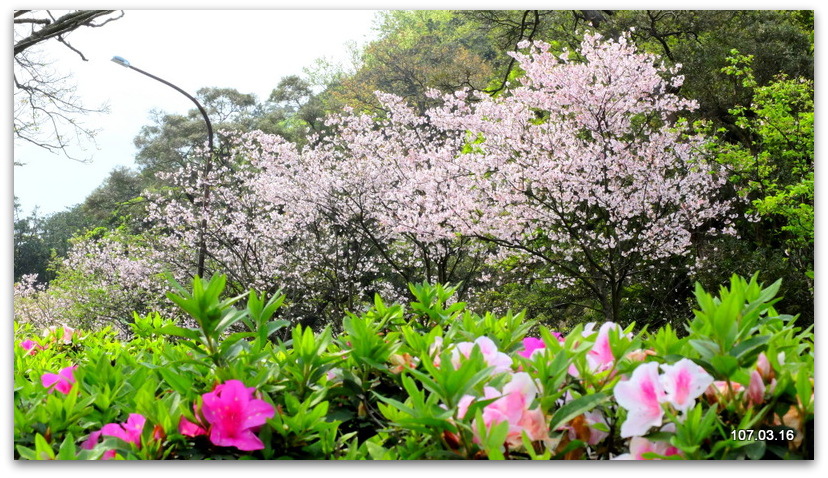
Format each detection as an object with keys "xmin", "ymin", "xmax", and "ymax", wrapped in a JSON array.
[
  {"xmin": 744, "ymin": 440, "xmax": 766, "ymax": 460},
  {"xmin": 729, "ymin": 335, "xmax": 770, "ymax": 361},
  {"xmin": 34, "ymin": 433, "xmax": 55, "ymax": 460},
  {"xmin": 56, "ymin": 433, "xmax": 78, "ymax": 460},
  {"xmin": 548, "ymin": 392, "xmax": 608, "ymax": 431},
  {"xmin": 156, "ymin": 324, "xmax": 200, "ymax": 340},
  {"xmin": 795, "ymin": 368, "xmax": 813, "ymax": 412},
  {"xmin": 710, "ymin": 355, "xmax": 739, "ymax": 378},
  {"xmin": 689, "ymin": 339, "xmax": 720, "ymax": 360},
  {"xmin": 157, "ymin": 366, "xmax": 194, "ymax": 396}
]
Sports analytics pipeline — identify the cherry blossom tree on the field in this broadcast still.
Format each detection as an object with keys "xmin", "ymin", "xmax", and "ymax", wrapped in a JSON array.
[
  {"xmin": 418, "ymin": 33, "xmax": 735, "ymax": 321},
  {"xmin": 250, "ymin": 95, "xmax": 495, "ymax": 295},
  {"xmin": 45, "ymin": 32, "xmax": 733, "ymax": 330},
  {"xmin": 44, "ymin": 228, "xmax": 174, "ymax": 335}
]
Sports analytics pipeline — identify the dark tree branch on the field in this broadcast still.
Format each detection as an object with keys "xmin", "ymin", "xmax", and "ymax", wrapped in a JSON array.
[
  {"xmin": 13, "ymin": 10, "xmax": 123, "ymax": 160},
  {"xmin": 483, "ymin": 10, "xmax": 541, "ymax": 96},
  {"xmin": 14, "ymin": 10, "xmax": 122, "ymax": 56}
]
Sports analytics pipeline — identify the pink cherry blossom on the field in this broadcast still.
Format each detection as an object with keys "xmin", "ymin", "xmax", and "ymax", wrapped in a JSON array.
[
  {"xmin": 200, "ymin": 379, "xmax": 275, "ymax": 451},
  {"xmin": 40, "ymin": 365, "xmax": 77, "ymax": 394},
  {"xmin": 659, "ymin": 358, "xmax": 714, "ymax": 412},
  {"xmin": 613, "ymin": 362, "xmax": 666, "ymax": 437},
  {"xmin": 110, "ymin": 31, "xmax": 733, "ymax": 331}
]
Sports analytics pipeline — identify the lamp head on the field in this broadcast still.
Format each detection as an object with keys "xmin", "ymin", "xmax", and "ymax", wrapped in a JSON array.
[{"xmin": 111, "ymin": 56, "xmax": 131, "ymax": 68}]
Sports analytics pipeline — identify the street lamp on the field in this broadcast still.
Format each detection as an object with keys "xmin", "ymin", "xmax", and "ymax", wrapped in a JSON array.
[{"xmin": 112, "ymin": 55, "xmax": 213, "ymax": 278}]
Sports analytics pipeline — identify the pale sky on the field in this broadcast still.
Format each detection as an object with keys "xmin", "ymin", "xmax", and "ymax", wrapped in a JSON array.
[{"xmin": 13, "ymin": 9, "xmax": 382, "ymax": 216}]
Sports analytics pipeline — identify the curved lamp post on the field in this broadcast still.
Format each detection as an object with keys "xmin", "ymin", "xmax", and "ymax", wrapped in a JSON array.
[{"xmin": 111, "ymin": 55, "xmax": 213, "ymax": 278}]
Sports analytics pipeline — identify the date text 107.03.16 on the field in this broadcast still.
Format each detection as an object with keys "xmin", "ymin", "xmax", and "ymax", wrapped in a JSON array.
[{"xmin": 730, "ymin": 429, "xmax": 795, "ymax": 441}]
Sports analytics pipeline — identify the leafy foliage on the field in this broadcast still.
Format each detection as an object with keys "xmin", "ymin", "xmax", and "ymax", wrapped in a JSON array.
[{"xmin": 14, "ymin": 275, "xmax": 813, "ymax": 460}]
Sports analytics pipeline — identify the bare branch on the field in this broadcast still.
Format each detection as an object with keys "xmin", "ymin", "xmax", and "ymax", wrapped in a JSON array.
[
  {"xmin": 13, "ymin": 10, "xmax": 122, "ymax": 160},
  {"xmin": 14, "ymin": 10, "xmax": 121, "ymax": 56}
]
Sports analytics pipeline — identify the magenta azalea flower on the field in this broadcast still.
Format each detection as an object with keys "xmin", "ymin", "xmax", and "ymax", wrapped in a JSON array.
[
  {"xmin": 613, "ymin": 362, "xmax": 666, "ymax": 437},
  {"xmin": 40, "ymin": 365, "xmax": 77, "ymax": 394},
  {"xmin": 101, "ymin": 413, "xmax": 146, "ymax": 444},
  {"xmin": 201, "ymin": 379, "xmax": 275, "ymax": 451},
  {"xmin": 659, "ymin": 358, "xmax": 714, "ymax": 412},
  {"xmin": 178, "ymin": 415, "xmax": 208, "ymax": 437},
  {"xmin": 518, "ymin": 337, "xmax": 546, "ymax": 358},
  {"xmin": 82, "ymin": 413, "xmax": 147, "ymax": 460},
  {"xmin": 19, "ymin": 339, "xmax": 42, "ymax": 355}
]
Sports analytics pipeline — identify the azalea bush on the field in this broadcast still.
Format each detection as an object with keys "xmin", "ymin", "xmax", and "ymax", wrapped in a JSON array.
[{"xmin": 14, "ymin": 273, "xmax": 812, "ymax": 460}]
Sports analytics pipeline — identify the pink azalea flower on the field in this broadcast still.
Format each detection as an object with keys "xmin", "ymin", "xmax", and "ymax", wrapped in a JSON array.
[
  {"xmin": 19, "ymin": 339, "xmax": 43, "ymax": 355},
  {"xmin": 625, "ymin": 349, "xmax": 657, "ymax": 362},
  {"xmin": 100, "ymin": 413, "xmax": 146, "ymax": 445},
  {"xmin": 659, "ymin": 358, "xmax": 714, "ymax": 412},
  {"xmin": 43, "ymin": 325, "xmax": 78, "ymax": 344},
  {"xmin": 325, "ymin": 367, "xmax": 343, "ymax": 382},
  {"xmin": 582, "ymin": 409, "xmax": 610, "ymax": 445},
  {"xmin": 704, "ymin": 380, "xmax": 745, "ymax": 404},
  {"xmin": 178, "ymin": 415, "xmax": 208, "ymax": 437},
  {"xmin": 475, "ymin": 385, "xmax": 524, "ymax": 447},
  {"xmin": 517, "ymin": 333, "xmax": 564, "ymax": 359},
  {"xmin": 457, "ymin": 373, "xmax": 548, "ymax": 448},
  {"xmin": 430, "ymin": 336, "xmax": 444, "ymax": 367},
  {"xmin": 614, "ymin": 435, "xmax": 683, "ymax": 460},
  {"xmin": 587, "ymin": 322, "xmax": 619, "ymax": 371},
  {"xmin": 516, "ymin": 407, "xmax": 549, "ymax": 445},
  {"xmin": 747, "ymin": 370, "xmax": 766, "ymax": 406},
  {"xmin": 40, "ymin": 365, "xmax": 77, "ymax": 394},
  {"xmin": 569, "ymin": 322, "xmax": 627, "ymax": 377},
  {"xmin": 201, "ymin": 379, "xmax": 275, "ymax": 451},
  {"xmin": 756, "ymin": 352, "xmax": 773, "ymax": 381},
  {"xmin": 82, "ymin": 431, "xmax": 116, "ymax": 460},
  {"xmin": 82, "ymin": 413, "xmax": 146, "ymax": 460},
  {"xmin": 613, "ymin": 362, "xmax": 666, "ymax": 437},
  {"xmin": 518, "ymin": 337, "xmax": 546, "ymax": 358},
  {"xmin": 451, "ymin": 336, "xmax": 513, "ymax": 374},
  {"xmin": 456, "ymin": 394, "xmax": 475, "ymax": 419}
]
